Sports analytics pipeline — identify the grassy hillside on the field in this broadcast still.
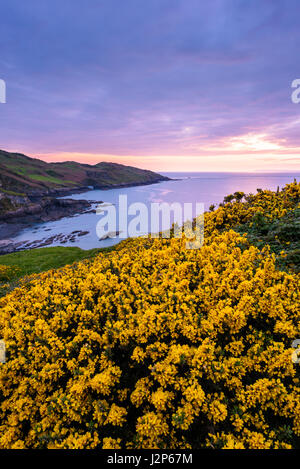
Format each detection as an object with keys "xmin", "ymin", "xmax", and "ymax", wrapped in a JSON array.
[
  {"xmin": 0, "ymin": 182, "xmax": 299, "ymax": 449},
  {"xmin": 0, "ymin": 149, "xmax": 168, "ymax": 195},
  {"xmin": 236, "ymin": 206, "xmax": 300, "ymax": 273},
  {"xmin": 0, "ymin": 245, "xmax": 117, "ymax": 297}
]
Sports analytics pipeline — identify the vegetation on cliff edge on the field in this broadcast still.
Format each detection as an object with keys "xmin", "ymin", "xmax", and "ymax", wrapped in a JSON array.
[{"xmin": 0, "ymin": 182, "xmax": 299, "ymax": 449}]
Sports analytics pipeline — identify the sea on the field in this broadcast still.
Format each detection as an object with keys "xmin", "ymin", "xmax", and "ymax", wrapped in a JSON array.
[{"xmin": 8, "ymin": 172, "xmax": 300, "ymax": 250}]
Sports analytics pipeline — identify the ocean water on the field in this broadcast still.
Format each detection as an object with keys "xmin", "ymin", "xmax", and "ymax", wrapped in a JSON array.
[{"xmin": 9, "ymin": 172, "xmax": 300, "ymax": 250}]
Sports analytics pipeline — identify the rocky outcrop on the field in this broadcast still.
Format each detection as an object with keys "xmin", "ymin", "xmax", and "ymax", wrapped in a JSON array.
[
  {"xmin": 0, "ymin": 196, "xmax": 91, "ymax": 222},
  {"xmin": 0, "ymin": 195, "xmax": 95, "ymax": 246},
  {"xmin": 0, "ymin": 230, "xmax": 91, "ymax": 255}
]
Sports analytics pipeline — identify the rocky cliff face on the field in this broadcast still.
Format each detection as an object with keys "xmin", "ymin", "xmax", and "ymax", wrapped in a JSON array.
[
  {"xmin": 0, "ymin": 195, "xmax": 91, "ymax": 222},
  {"xmin": 0, "ymin": 193, "xmax": 94, "ymax": 245},
  {"xmin": 0, "ymin": 192, "xmax": 29, "ymax": 216}
]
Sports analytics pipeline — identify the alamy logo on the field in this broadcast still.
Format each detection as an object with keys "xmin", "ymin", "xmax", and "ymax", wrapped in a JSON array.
[
  {"xmin": 291, "ymin": 339, "xmax": 300, "ymax": 364},
  {"xmin": 291, "ymin": 79, "xmax": 300, "ymax": 103},
  {"xmin": 0, "ymin": 340, "xmax": 5, "ymax": 363},
  {"xmin": 0, "ymin": 79, "xmax": 6, "ymax": 103},
  {"xmin": 96, "ymin": 195, "xmax": 204, "ymax": 249}
]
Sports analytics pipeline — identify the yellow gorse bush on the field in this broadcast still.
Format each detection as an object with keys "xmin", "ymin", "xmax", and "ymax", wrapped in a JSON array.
[
  {"xmin": 0, "ymin": 265, "xmax": 19, "ymax": 282},
  {"xmin": 0, "ymin": 182, "xmax": 299, "ymax": 449}
]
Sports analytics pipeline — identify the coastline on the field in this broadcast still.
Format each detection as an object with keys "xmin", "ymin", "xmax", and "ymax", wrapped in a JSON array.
[{"xmin": 0, "ymin": 176, "xmax": 170, "ymax": 255}]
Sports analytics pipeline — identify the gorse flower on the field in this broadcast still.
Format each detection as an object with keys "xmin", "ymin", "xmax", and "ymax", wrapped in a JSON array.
[
  {"xmin": 0, "ymin": 264, "xmax": 19, "ymax": 282},
  {"xmin": 0, "ymin": 182, "xmax": 299, "ymax": 449}
]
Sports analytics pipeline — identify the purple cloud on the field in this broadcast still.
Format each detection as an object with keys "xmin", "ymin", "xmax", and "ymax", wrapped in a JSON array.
[{"xmin": 0, "ymin": 0, "xmax": 299, "ymax": 170}]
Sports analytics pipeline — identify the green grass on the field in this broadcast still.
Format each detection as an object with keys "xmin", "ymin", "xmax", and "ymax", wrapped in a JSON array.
[
  {"xmin": 235, "ymin": 206, "xmax": 300, "ymax": 273},
  {"xmin": 0, "ymin": 246, "xmax": 104, "ymax": 278},
  {"xmin": 0, "ymin": 245, "xmax": 118, "ymax": 297},
  {"xmin": 5, "ymin": 164, "xmax": 28, "ymax": 175},
  {"xmin": 28, "ymin": 174, "xmax": 67, "ymax": 185},
  {"xmin": 0, "ymin": 188, "xmax": 25, "ymax": 197}
]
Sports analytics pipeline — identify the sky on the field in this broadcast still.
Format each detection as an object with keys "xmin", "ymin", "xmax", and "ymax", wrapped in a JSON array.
[{"xmin": 0, "ymin": 0, "xmax": 300, "ymax": 172}]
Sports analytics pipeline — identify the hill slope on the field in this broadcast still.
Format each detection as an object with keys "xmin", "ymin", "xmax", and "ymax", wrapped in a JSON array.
[
  {"xmin": 0, "ymin": 182, "xmax": 299, "ymax": 449},
  {"xmin": 0, "ymin": 149, "xmax": 168, "ymax": 196},
  {"xmin": 0, "ymin": 150, "xmax": 169, "ymax": 235}
]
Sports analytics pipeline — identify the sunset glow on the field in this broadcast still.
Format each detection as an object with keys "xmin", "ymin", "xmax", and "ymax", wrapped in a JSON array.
[
  {"xmin": 1, "ymin": 1, "xmax": 300, "ymax": 172},
  {"xmin": 37, "ymin": 130, "xmax": 300, "ymax": 172}
]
